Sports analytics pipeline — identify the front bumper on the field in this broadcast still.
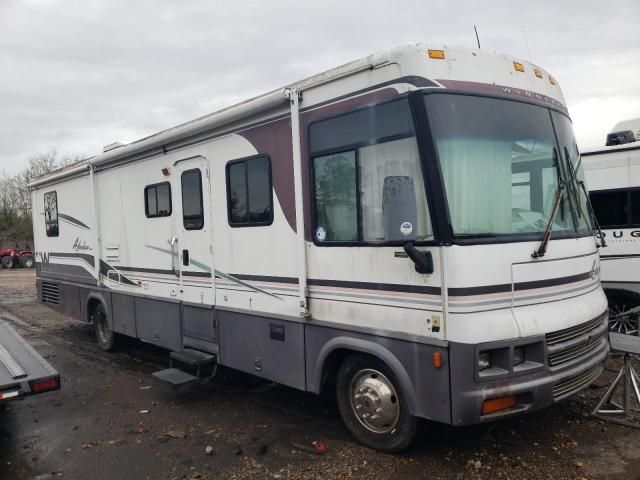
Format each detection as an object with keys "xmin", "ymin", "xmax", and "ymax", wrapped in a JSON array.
[{"xmin": 448, "ymin": 312, "xmax": 609, "ymax": 425}]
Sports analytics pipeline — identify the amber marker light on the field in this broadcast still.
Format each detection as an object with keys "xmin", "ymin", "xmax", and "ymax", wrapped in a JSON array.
[
  {"xmin": 534, "ymin": 68, "xmax": 544, "ymax": 79},
  {"xmin": 162, "ymin": 167, "xmax": 170, "ymax": 176},
  {"xmin": 513, "ymin": 62, "xmax": 525, "ymax": 72},
  {"xmin": 433, "ymin": 351, "xmax": 442, "ymax": 369},
  {"xmin": 482, "ymin": 395, "xmax": 517, "ymax": 415},
  {"xmin": 549, "ymin": 75, "xmax": 557, "ymax": 85},
  {"xmin": 428, "ymin": 49, "xmax": 445, "ymax": 60}
]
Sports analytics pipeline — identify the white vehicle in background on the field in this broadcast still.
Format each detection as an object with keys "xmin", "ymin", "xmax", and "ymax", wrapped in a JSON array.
[
  {"xmin": 583, "ymin": 118, "xmax": 640, "ymax": 334},
  {"xmin": 30, "ymin": 43, "xmax": 609, "ymax": 451}
]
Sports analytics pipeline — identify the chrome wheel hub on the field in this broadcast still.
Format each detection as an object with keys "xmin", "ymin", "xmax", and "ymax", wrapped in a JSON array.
[{"xmin": 350, "ymin": 369, "xmax": 399, "ymax": 434}]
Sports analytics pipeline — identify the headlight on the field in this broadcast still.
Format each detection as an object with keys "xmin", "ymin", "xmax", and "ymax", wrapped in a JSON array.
[
  {"xmin": 513, "ymin": 347, "xmax": 525, "ymax": 366},
  {"xmin": 478, "ymin": 352, "xmax": 491, "ymax": 371}
]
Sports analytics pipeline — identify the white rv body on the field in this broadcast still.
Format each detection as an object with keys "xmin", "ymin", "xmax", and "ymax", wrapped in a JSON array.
[
  {"xmin": 31, "ymin": 44, "xmax": 608, "ymax": 436},
  {"xmin": 582, "ymin": 138, "xmax": 640, "ymax": 296}
]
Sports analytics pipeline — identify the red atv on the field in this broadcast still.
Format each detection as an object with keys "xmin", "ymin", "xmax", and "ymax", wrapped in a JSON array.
[{"xmin": 0, "ymin": 242, "xmax": 35, "ymax": 269}]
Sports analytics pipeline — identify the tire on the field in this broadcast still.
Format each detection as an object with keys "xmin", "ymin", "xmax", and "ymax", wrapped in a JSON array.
[
  {"xmin": 20, "ymin": 254, "xmax": 34, "ymax": 268},
  {"xmin": 91, "ymin": 302, "xmax": 117, "ymax": 351},
  {"xmin": 1, "ymin": 256, "xmax": 14, "ymax": 269},
  {"xmin": 605, "ymin": 288, "xmax": 640, "ymax": 335},
  {"xmin": 336, "ymin": 354, "xmax": 417, "ymax": 452}
]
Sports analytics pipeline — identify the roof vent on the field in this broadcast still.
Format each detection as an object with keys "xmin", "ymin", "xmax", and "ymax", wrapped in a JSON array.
[{"xmin": 103, "ymin": 141, "xmax": 125, "ymax": 153}]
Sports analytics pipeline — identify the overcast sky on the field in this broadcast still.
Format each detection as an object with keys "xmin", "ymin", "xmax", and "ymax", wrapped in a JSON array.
[{"xmin": 1, "ymin": 0, "xmax": 639, "ymax": 175}]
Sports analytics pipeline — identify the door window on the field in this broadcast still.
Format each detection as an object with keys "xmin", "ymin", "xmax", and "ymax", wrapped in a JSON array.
[{"xmin": 181, "ymin": 169, "xmax": 204, "ymax": 230}]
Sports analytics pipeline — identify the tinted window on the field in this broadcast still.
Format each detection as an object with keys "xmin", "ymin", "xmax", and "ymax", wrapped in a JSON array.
[
  {"xmin": 44, "ymin": 191, "xmax": 59, "ymax": 237},
  {"xmin": 226, "ymin": 155, "xmax": 273, "ymax": 226},
  {"xmin": 631, "ymin": 191, "xmax": 640, "ymax": 225},
  {"xmin": 590, "ymin": 190, "xmax": 628, "ymax": 227},
  {"xmin": 181, "ymin": 169, "xmax": 204, "ymax": 230},
  {"xmin": 314, "ymin": 151, "xmax": 358, "ymax": 241},
  {"xmin": 310, "ymin": 99, "xmax": 415, "ymax": 155},
  {"xmin": 310, "ymin": 99, "xmax": 433, "ymax": 244},
  {"xmin": 145, "ymin": 182, "xmax": 172, "ymax": 218}
]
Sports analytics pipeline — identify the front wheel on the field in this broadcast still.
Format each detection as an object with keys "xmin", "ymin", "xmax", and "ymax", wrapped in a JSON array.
[
  {"xmin": 20, "ymin": 254, "xmax": 34, "ymax": 268},
  {"xmin": 1, "ymin": 256, "xmax": 14, "ymax": 269},
  {"xmin": 91, "ymin": 302, "xmax": 117, "ymax": 351},
  {"xmin": 336, "ymin": 354, "xmax": 417, "ymax": 452}
]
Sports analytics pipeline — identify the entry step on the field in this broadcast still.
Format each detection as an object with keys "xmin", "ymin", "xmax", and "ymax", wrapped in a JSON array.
[
  {"xmin": 152, "ymin": 368, "xmax": 197, "ymax": 386},
  {"xmin": 170, "ymin": 349, "xmax": 216, "ymax": 367}
]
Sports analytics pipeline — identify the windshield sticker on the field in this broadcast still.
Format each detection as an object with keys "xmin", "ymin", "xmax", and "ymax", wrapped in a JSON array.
[
  {"xmin": 400, "ymin": 222, "xmax": 413, "ymax": 236},
  {"xmin": 315, "ymin": 226, "xmax": 327, "ymax": 242}
]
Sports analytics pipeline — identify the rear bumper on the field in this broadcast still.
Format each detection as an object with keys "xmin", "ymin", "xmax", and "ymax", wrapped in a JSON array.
[{"xmin": 448, "ymin": 311, "xmax": 609, "ymax": 425}]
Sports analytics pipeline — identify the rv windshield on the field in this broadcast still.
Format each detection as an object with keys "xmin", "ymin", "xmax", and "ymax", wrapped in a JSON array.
[{"xmin": 425, "ymin": 94, "xmax": 589, "ymax": 239}]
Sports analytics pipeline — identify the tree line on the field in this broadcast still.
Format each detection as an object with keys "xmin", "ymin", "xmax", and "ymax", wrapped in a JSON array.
[{"xmin": 0, "ymin": 150, "xmax": 82, "ymax": 244}]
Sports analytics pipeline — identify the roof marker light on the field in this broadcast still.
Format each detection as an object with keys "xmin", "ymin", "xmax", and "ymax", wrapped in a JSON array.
[
  {"xmin": 534, "ymin": 68, "xmax": 543, "ymax": 79},
  {"xmin": 549, "ymin": 75, "xmax": 557, "ymax": 85},
  {"xmin": 428, "ymin": 49, "xmax": 445, "ymax": 60},
  {"xmin": 513, "ymin": 62, "xmax": 525, "ymax": 72}
]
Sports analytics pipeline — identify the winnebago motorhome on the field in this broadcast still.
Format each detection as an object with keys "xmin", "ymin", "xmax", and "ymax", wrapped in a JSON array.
[
  {"xmin": 583, "ymin": 118, "xmax": 640, "ymax": 335},
  {"xmin": 30, "ymin": 43, "xmax": 609, "ymax": 451}
]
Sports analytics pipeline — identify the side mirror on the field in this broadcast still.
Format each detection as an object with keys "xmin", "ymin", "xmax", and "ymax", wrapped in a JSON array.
[{"xmin": 403, "ymin": 242, "xmax": 434, "ymax": 274}]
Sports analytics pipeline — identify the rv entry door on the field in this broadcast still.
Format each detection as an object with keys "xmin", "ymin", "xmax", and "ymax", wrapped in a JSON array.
[{"xmin": 173, "ymin": 157, "xmax": 215, "ymax": 307}]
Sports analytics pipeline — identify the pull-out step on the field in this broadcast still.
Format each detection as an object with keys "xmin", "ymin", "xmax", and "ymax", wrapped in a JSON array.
[
  {"xmin": 153, "ymin": 349, "xmax": 217, "ymax": 387},
  {"xmin": 152, "ymin": 368, "xmax": 198, "ymax": 386},
  {"xmin": 170, "ymin": 349, "xmax": 216, "ymax": 367}
]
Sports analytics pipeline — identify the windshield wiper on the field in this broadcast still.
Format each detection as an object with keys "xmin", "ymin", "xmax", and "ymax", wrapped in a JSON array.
[{"xmin": 532, "ymin": 180, "xmax": 565, "ymax": 258}]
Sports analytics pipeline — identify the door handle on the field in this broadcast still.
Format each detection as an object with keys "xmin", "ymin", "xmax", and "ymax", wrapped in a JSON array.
[{"xmin": 182, "ymin": 249, "xmax": 190, "ymax": 266}]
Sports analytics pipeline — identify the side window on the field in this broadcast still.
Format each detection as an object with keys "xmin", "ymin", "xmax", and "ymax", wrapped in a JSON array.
[
  {"xmin": 589, "ymin": 190, "xmax": 628, "ymax": 227},
  {"xmin": 44, "ymin": 191, "xmax": 59, "ymax": 237},
  {"xmin": 310, "ymin": 98, "xmax": 433, "ymax": 244},
  {"xmin": 181, "ymin": 169, "xmax": 204, "ymax": 230},
  {"xmin": 226, "ymin": 155, "xmax": 273, "ymax": 226},
  {"xmin": 144, "ymin": 182, "xmax": 172, "ymax": 218}
]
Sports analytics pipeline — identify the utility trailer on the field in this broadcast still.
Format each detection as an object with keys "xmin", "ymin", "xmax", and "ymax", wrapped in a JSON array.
[
  {"xmin": 582, "ymin": 120, "xmax": 640, "ymax": 334},
  {"xmin": 30, "ymin": 43, "xmax": 609, "ymax": 451},
  {"xmin": 0, "ymin": 320, "xmax": 60, "ymax": 402}
]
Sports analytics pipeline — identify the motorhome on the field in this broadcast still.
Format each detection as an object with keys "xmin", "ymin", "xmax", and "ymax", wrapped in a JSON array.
[
  {"xmin": 582, "ymin": 118, "xmax": 640, "ymax": 335},
  {"xmin": 30, "ymin": 43, "xmax": 609, "ymax": 451}
]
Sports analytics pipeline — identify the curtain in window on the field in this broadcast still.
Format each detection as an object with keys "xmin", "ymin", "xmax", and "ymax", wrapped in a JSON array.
[
  {"xmin": 359, "ymin": 137, "xmax": 432, "ymax": 241},
  {"xmin": 437, "ymin": 137, "xmax": 512, "ymax": 234}
]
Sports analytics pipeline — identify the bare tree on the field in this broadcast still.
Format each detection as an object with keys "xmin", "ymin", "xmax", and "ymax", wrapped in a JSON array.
[{"xmin": 0, "ymin": 149, "xmax": 84, "ymax": 240}]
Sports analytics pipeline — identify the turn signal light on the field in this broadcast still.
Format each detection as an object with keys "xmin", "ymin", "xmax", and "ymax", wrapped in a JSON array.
[
  {"xmin": 433, "ymin": 351, "xmax": 442, "ymax": 369},
  {"xmin": 513, "ymin": 62, "xmax": 525, "ymax": 72},
  {"xmin": 482, "ymin": 395, "xmax": 516, "ymax": 415},
  {"xmin": 428, "ymin": 49, "xmax": 446, "ymax": 60},
  {"xmin": 534, "ymin": 68, "xmax": 543, "ymax": 79}
]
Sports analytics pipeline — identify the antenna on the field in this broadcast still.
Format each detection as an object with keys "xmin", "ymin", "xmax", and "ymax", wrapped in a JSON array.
[
  {"xmin": 522, "ymin": 26, "xmax": 532, "ymax": 62},
  {"xmin": 474, "ymin": 25, "xmax": 481, "ymax": 49}
]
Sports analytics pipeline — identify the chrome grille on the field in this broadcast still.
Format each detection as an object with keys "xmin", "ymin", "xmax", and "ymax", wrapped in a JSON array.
[
  {"xmin": 41, "ymin": 282, "xmax": 60, "ymax": 305},
  {"xmin": 552, "ymin": 365, "xmax": 602, "ymax": 399},
  {"xmin": 545, "ymin": 315, "xmax": 604, "ymax": 346},
  {"xmin": 548, "ymin": 337, "xmax": 604, "ymax": 367}
]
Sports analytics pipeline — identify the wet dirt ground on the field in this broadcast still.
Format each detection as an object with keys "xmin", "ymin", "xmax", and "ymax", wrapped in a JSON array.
[{"xmin": 1, "ymin": 269, "xmax": 639, "ymax": 480}]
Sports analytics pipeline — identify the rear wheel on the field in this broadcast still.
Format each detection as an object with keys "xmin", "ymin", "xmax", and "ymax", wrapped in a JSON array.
[
  {"xmin": 20, "ymin": 254, "xmax": 34, "ymax": 268},
  {"xmin": 336, "ymin": 354, "xmax": 417, "ymax": 452},
  {"xmin": 91, "ymin": 302, "xmax": 117, "ymax": 351},
  {"xmin": 1, "ymin": 256, "xmax": 14, "ymax": 269},
  {"xmin": 606, "ymin": 289, "xmax": 640, "ymax": 335}
]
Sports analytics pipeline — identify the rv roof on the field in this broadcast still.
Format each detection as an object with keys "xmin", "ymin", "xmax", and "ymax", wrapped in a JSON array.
[{"xmin": 30, "ymin": 42, "xmax": 564, "ymax": 188}]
